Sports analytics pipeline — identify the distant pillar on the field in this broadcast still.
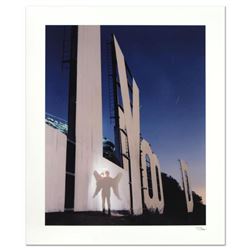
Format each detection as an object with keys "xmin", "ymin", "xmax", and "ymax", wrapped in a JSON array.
[
  {"xmin": 179, "ymin": 160, "xmax": 194, "ymax": 213},
  {"xmin": 141, "ymin": 139, "xmax": 164, "ymax": 214}
]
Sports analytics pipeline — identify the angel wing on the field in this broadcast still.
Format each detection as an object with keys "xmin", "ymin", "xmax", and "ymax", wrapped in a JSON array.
[
  {"xmin": 111, "ymin": 173, "xmax": 122, "ymax": 200},
  {"xmin": 93, "ymin": 171, "xmax": 103, "ymax": 198},
  {"xmin": 93, "ymin": 170, "xmax": 102, "ymax": 181}
]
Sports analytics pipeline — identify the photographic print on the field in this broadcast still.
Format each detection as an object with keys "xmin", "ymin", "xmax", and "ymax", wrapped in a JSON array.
[
  {"xmin": 45, "ymin": 25, "xmax": 206, "ymax": 225},
  {"xmin": 26, "ymin": 6, "xmax": 225, "ymax": 245}
]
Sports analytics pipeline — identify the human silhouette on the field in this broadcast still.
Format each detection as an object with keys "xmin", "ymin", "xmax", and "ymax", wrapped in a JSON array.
[{"xmin": 93, "ymin": 170, "xmax": 122, "ymax": 215}]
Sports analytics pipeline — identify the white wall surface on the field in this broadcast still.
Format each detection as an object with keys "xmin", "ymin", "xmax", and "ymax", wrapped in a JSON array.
[
  {"xmin": 92, "ymin": 157, "xmax": 130, "ymax": 211},
  {"xmin": 45, "ymin": 125, "xmax": 67, "ymax": 212}
]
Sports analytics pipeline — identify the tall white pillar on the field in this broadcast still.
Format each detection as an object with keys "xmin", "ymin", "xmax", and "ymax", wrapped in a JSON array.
[{"xmin": 74, "ymin": 26, "xmax": 103, "ymax": 211}]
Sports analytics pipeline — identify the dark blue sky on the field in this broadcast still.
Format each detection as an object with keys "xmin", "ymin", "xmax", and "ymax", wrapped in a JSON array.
[{"xmin": 46, "ymin": 25, "xmax": 206, "ymax": 203}]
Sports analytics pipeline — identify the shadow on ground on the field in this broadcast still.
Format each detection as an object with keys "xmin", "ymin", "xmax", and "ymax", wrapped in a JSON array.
[{"xmin": 45, "ymin": 211, "xmax": 205, "ymax": 226}]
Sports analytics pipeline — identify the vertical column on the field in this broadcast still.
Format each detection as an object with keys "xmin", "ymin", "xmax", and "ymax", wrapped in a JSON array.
[
  {"xmin": 64, "ymin": 26, "xmax": 78, "ymax": 210},
  {"xmin": 179, "ymin": 160, "xmax": 194, "ymax": 213},
  {"xmin": 74, "ymin": 26, "xmax": 102, "ymax": 211},
  {"xmin": 113, "ymin": 35, "xmax": 143, "ymax": 215}
]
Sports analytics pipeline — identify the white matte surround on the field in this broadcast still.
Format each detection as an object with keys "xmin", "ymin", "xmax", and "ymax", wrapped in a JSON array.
[{"xmin": 27, "ymin": 6, "xmax": 225, "ymax": 245}]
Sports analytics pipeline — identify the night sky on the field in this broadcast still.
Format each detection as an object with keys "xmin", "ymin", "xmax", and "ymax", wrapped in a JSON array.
[{"xmin": 46, "ymin": 25, "xmax": 206, "ymax": 203}]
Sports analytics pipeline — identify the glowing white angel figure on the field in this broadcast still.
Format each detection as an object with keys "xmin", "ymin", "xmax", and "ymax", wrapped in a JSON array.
[{"xmin": 93, "ymin": 170, "xmax": 122, "ymax": 215}]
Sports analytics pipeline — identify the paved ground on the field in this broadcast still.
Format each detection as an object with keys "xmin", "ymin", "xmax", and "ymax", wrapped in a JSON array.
[{"xmin": 45, "ymin": 211, "xmax": 204, "ymax": 225}]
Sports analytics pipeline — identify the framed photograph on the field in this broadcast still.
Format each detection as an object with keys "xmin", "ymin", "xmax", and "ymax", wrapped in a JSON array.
[{"xmin": 26, "ymin": 5, "xmax": 225, "ymax": 245}]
